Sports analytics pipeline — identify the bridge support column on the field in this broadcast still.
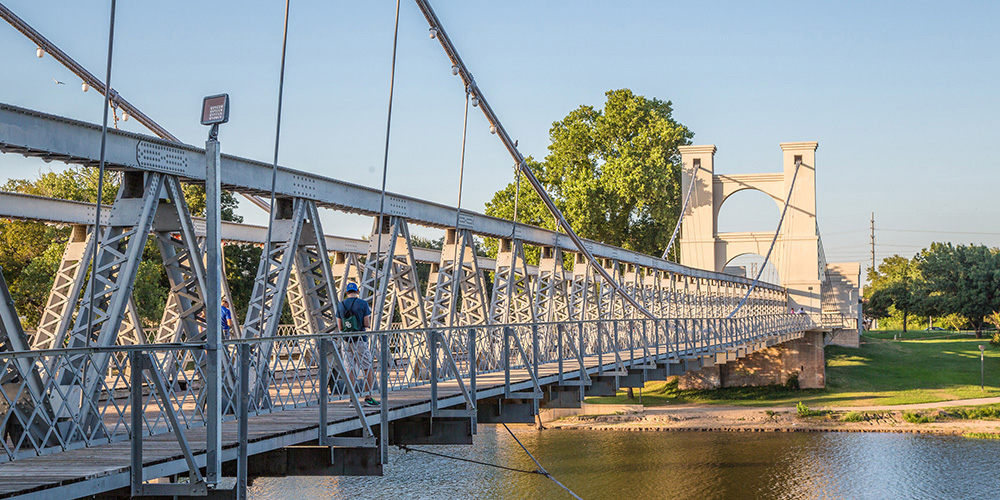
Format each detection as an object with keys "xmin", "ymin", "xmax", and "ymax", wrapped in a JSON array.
[
  {"xmin": 584, "ymin": 376, "xmax": 618, "ymax": 397},
  {"xmin": 541, "ymin": 385, "xmax": 583, "ymax": 409},
  {"xmin": 680, "ymin": 330, "xmax": 825, "ymax": 389},
  {"xmin": 224, "ymin": 444, "xmax": 382, "ymax": 478},
  {"xmin": 391, "ymin": 416, "xmax": 473, "ymax": 445},
  {"xmin": 477, "ymin": 398, "xmax": 537, "ymax": 424},
  {"xmin": 678, "ymin": 365, "xmax": 721, "ymax": 390}
]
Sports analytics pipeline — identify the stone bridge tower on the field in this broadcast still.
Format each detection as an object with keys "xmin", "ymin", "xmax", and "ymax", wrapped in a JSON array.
[{"xmin": 678, "ymin": 142, "xmax": 823, "ymax": 314}]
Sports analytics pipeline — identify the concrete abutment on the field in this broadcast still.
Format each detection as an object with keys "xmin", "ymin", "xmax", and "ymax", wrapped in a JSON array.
[{"xmin": 679, "ymin": 331, "xmax": 825, "ymax": 389}]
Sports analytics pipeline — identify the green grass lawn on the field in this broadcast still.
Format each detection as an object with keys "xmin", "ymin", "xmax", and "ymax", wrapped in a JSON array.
[{"xmin": 586, "ymin": 331, "xmax": 1000, "ymax": 408}]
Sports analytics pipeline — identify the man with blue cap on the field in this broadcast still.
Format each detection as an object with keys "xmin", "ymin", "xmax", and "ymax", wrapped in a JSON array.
[{"xmin": 337, "ymin": 282, "xmax": 377, "ymax": 406}]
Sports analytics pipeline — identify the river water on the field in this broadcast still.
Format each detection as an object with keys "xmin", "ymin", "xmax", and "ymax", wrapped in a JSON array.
[{"xmin": 248, "ymin": 426, "xmax": 1000, "ymax": 499}]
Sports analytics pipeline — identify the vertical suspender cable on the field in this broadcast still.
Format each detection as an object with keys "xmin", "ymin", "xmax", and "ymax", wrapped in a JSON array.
[
  {"xmin": 85, "ymin": 0, "xmax": 117, "ymax": 347},
  {"xmin": 449, "ymin": 89, "xmax": 471, "ymax": 327},
  {"xmin": 727, "ymin": 161, "xmax": 802, "ymax": 319},
  {"xmin": 661, "ymin": 161, "xmax": 698, "ymax": 261},
  {"xmin": 258, "ymin": 0, "xmax": 292, "ymax": 337},
  {"xmin": 374, "ymin": 0, "xmax": 402, "ymax": 315}
]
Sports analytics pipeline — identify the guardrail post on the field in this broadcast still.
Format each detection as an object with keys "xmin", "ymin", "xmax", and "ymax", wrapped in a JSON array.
[
  {"xmin": 238, "ymin": 343, "xmax": 250, "ymax": 500},
  {"xmin": 557, "ymin": 324, "xmax": 564, "ymax": 384},
  {"xmin": 597, "ymin": 322, "xmax": 603, "ymax": 373},
  {"xmin": 503, "ymin": 327, "xmax": 511, "ymax": 397},
  {"xmin": 236, "ymin": 342, "xmax": 249, "ymax": 500},
  {"xmin": 430, "ymin": 330, "xmax": 438, "ymax": 415},
  {"xmin": 468, "ymin": 328, "xmax": 477, "ymax": 432},
  {"xmin": 531, "ymin": 324, "xmax": 539, "ymax": 383},
  {"xmin": 628, "ymin": 320, "xmax": 634, "ymax": 364},
  {"xmin": 381, "ymin": 332, "xmax": 389, "ymax": 460},
  {"xmin": 613, "ymin": 320, "xmax": 619, "ymax": 359},
  {"xmin": 468, "ymin": 328, "xmax": 476, "ymax": 402},
  {"xmin": 130, "ymin": 350, "xmax": 143, "ymax": 497},
  {"xmin": 318, "ymin": 339, "xmax": 328, "ymax": 446}
]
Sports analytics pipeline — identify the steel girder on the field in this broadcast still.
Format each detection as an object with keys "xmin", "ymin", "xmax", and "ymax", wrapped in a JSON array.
[
  {"xmin": 31, "ymin": 225, "xmax": 93, "ymax": 350},
  {"xmin": 0, "ymin": 103, "xmax": 780, "ymax": 291},
  {"xmin": 360, "ymin": 217, "xmax": 429, "ymax": 381},
  {"xmin": 360, "ymin": 217, "xmax": 427, "ymax": 331},
  {"xmin": 489, "ymin": 239, "xmax": 535, "ymax": 325},
  {"xmin": 50, "ymin": 172, "xmax": 163, "ymax": 439},
  {"xmin": 569, "ymin": 254, "xmax": 601, "ymax": 322},
  {"xmin": 425, "ymin": 229, "xmax": 488, "ymax": 328},
  {"xmin": 534, "ymin": 246, "xmax": 570, "ymax": 324}
]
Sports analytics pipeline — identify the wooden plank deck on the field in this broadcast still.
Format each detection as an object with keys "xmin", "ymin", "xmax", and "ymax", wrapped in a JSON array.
[{"xmin": 0, "ymin": 331, "xmax": 803, "ymax": 499}]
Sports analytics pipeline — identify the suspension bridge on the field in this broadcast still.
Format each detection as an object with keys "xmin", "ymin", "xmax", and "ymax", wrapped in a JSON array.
[{"xmin": 0, "ymin": 1, "xmax": 860, "ymax": 499}]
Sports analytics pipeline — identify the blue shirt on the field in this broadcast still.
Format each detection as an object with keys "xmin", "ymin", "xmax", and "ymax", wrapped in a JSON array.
[
  {"xmin": 221, "ymin": 305, "xmax": 232, "ymax": 331},
  {"xmin": 337, "ymin": 297, "xmax": 372, "ymax": 331}
]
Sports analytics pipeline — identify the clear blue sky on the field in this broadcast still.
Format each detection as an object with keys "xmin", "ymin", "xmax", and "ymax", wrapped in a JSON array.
[{"xmin": 2, "ymin": 1, "xmax": 998, "ymax": 281}]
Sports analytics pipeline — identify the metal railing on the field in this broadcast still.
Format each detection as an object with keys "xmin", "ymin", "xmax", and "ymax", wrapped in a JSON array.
[{"xmin": 0, "ymin": 314, "xmax": 810, "ymax": 481}]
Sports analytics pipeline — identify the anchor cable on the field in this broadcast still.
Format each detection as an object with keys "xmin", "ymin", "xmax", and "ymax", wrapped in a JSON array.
[
  {"xmin": 396, "ymin": 444, "xmax": 540, "ymax": 475},
  {"xmin": 258, "ymin": 0, "xmax": 292, "ymax": 337},
  {"xmin": 372, "ymin": 0, "xmax": 402, "ymax": 324},
  {"xmin": 502, "ymin": 423, "xmax": 584, "ymax": 500},
  {"xmin": 727, "ymin": 160, "xmax": 802, "ymax": 319},
  {"xmin": 448, "ymin": 88, "xmax": 471, "ymax": 327}
]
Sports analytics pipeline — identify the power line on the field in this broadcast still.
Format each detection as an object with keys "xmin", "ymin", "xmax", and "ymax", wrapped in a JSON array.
[{"xmin": 879, "ymin": 228, "xmax": 1000, "ymax": 236}]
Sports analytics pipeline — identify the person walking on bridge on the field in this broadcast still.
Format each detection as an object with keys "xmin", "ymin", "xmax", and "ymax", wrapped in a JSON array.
[
  {"xmin": 337, "ymin": 283, "xmax": 378, "ymax": 407},
  {"xmin": 221, "ymin": 298, "xmax": 233, "ymax": 339}
]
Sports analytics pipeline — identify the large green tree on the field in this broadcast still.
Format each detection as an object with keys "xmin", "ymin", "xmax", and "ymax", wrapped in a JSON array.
[
  {"xmin": 866, "ymin": 255, "xmax": 925, "ymax": 332},
  {"xmin": 485, "ymin": 89, "xmax": 693, "ymax": 257},
  {"xmin": 917, "ymin": 243, "xmax": 1000, "ymax": 337}
]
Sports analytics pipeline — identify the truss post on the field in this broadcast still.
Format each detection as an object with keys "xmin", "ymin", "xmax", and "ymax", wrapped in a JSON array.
[
  {"xmin": 32, "ymin": 224, "xmax": 93, "ymax": 350},
  {"xmin": 59, "ymin": 171, "xmax": 164, "ymax": 439}
]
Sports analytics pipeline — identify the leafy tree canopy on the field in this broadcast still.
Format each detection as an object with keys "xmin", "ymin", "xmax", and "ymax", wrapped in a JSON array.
[{"xmin": 484, "ymin": 89, "xmax": 693, "ymax": 258}]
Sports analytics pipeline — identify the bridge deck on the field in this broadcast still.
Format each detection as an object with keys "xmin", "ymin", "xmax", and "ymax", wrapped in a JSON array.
[{"xmin": 0, "ymin": 331, "xmax": 804, "ymax": 499}]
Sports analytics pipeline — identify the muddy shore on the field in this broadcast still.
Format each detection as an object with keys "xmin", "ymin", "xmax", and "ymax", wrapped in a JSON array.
[{"xmin": 544, "ymin": 403, "xmax": 1000, "ymax": 436}]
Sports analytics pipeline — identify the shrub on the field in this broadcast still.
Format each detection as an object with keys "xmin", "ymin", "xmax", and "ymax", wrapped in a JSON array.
[
  {"xmin": 796, "ymin": 402, "xmax": 811, "ymax": 417},
  {"xmin": 946, "ymin": 405, "xmax": 1000, "ymax": 420},
  {"xmin": 902, "ymin": 411, "xmax": 934, "ymax": 424},
  {"xmin": 963, "ymin": 432, "xmax": 1000, "ymax": 439},
  {"xmin": 842, "ymin": 411, "xmax": 864, "ymax": 422},
  {"xmin": 785, "ymin": 372, "xmax": 800, "ymax": 390}
]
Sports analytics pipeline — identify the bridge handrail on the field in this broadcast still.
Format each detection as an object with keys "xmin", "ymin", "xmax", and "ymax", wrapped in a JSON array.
[{"xmin": 0, "ymin": 314, "xmax": 809, "ymax": 464}]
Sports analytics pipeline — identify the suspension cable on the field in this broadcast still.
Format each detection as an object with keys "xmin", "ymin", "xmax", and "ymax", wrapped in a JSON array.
[
  {"xmin": 501, "ymin": 423, "xmax": 584, "ymax": 500},
  {"xmin": 448, "ymin": 88, "xmax": 471, "ymax": 327},
  {"xmin": 372, "ymin": 0, "xmax": 402, "ymax": 321},
  {"xmin": 258, "ymin": 0, "xmax": 292, "ymax": 336},
  {"xmin": 85, "ymin": 0, "xmax": 117, "ymax": 347},
  {"xmin": 661, "ymin": 160, "xmax": 698, "ymax": 261},
  {"xmin": 511, "ymin": 164, "xmax": 522, "ymax": 236},
  {"xmin": 727, "ymin": 160, "xmax": 802, "ymax": 319},
  {"xmin": 415, "ymin": 0, "xmax": 654, "ymax": 320},
  {"xmin": 396, "ymin": 444, "xmax": 540, "ymax": 475}
]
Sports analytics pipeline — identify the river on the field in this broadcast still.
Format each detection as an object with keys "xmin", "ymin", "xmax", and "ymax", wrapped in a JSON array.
[{"xmin": 248, "ymin": 426, "xmax": 1000, "ymax": 499}]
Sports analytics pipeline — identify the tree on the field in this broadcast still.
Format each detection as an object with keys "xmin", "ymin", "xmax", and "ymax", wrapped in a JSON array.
[
  {"xmin": 917, "ymin": 243, "xmax": 1000, "ymax": 338},
  {"xmin": 484, "ymin": 89, "xmax": 693, "ymax": 257},
  {"xmin": 1, "ymin": 166, "xmax": 245, "ymax": 329},
  {"xmin": 866, "ymin": 255, "xmax": 924, "ymax": 332}
]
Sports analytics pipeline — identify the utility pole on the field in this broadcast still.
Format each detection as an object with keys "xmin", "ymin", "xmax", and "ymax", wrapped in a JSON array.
[
  {"xmin": 870, "ymin": 212, "xmax": 876, "ymax": 271},
  {"xmin": 870, "ymin": 212, "xmax": 876, "ymax": 331}
]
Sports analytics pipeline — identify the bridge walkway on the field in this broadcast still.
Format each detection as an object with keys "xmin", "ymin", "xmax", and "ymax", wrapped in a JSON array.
[{"xmin": 0, "ymin": 328, "xmax": 805, "ymax": 499}]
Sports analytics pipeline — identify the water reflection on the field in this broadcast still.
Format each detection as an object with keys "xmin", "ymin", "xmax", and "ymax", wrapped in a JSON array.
[{"xmin": 249, "ymin": 427, "xmax": 1000, "ymax": 500}]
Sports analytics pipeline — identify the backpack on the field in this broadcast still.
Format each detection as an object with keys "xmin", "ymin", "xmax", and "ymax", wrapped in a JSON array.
[{"xmin": 341, "ymin": 298, "xmax": 364, "ymax": 335}]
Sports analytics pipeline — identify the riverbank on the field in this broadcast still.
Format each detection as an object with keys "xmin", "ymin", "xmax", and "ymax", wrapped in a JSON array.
[{"xmin": 545, "ymin": 399, "xmax": 1000, "ymax": 436}]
